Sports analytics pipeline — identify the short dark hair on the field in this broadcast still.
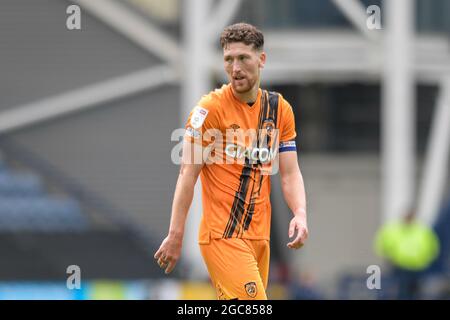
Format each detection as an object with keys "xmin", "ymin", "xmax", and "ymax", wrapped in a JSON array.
[{"xmin": 220, "ymin": 23, "xmax": 264, "ymax": 51}]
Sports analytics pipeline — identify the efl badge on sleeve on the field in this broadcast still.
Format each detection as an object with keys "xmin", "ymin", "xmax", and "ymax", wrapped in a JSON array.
[
  {"xmin": 190, "ymin": 106, "xmax": 209, "ymax": 129},
  {"xmin": 244, "ymin": 282, "xmax": 257, "ymax": 298}
]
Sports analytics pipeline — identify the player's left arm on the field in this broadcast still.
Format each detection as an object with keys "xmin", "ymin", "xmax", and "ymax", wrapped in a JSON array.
[{"xmin": 279, "ymin": 150, "xmax": 308, "ymax": 249}]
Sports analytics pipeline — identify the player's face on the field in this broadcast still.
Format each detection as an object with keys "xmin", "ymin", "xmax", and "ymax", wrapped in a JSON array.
[{"xmin": 223, "ymin": 42, "xmax": 266, "ymax": 95}]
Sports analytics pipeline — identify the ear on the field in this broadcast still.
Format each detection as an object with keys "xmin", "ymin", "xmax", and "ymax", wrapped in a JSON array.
[{"xmin": 259, "ymin": 51, "xmax": 266, "ymax": 69}]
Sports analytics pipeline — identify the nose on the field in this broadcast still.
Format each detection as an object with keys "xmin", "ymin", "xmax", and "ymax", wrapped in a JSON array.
[{"xmin": 232, "ymin": 61, "xmax": 241, "ymax": 74}]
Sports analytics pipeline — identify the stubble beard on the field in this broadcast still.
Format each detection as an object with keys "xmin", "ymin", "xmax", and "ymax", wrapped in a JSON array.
[{"xmin": 232, "ymin": 77, "xmax": 257, "ymax": 94}]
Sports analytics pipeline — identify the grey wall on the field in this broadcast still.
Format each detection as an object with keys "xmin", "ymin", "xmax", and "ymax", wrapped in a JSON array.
[
  {"xmin": 270, "ymin": 154, "xmax": 383, "ymax": 294},
  {"xmin": 0, "ymin": 0, "xmax": 160, "ymax": 109},
  {"xmin": 298, "ymin": 155, "xmax": 382, "ymax": 292},
  {"xmin": 1, "ymin": 0, "xmax": 177, "ymax": 241},
  {"xmin": 10, "ymin": 87, "xmax": 180, "ymax": 241}
]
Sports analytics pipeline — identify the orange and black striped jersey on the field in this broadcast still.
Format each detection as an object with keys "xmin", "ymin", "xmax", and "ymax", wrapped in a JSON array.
[{"xmin": 184, "ymin": 84, "xmax": 297, "ymax": 242}]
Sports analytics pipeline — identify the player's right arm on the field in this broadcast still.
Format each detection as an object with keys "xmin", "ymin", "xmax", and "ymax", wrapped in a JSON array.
[
  {"xmin": 155, "ymin": 97, "xmax": 219, "ymax": 274},
  {"xmin": 154, "ymin": 139, "xmax": 204, "ymax": 274}
]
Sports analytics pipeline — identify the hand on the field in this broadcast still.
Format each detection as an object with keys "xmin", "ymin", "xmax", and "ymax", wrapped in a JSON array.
[
  {"xmin": 154, "ymin": 234, "xmax": 182, "ymax": 274},
  {"xmin": 287, "ymin": 213, "xmax": 308, "ymax": 249}
]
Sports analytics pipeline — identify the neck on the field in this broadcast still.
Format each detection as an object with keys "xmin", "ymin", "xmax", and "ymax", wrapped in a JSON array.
[{"xmin": 231, "ymin": 82, "xmax": 260, "ymax": 104}]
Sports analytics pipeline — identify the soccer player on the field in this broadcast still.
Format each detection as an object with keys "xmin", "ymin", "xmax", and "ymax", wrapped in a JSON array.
[{"xmin": 154, "ymin": 23, "xmax": 308, "ymax": 300}]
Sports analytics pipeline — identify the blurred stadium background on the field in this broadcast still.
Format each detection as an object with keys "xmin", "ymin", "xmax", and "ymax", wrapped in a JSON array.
[{"xmin": 0, "ymin": 0, "xmax": 449, "ymax": 299}]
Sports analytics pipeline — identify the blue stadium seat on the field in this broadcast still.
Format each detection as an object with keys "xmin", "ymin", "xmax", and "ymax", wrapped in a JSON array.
[
  {"xmin": 0, "ymin": 156, "xmax": 90, "ymax": 233},
  {"xmin": 0, "ymin": 172, "xmax": 43, "ymax": 196},
  {"xmin": 0, "ymin": 197, "xmax": 89, "ymax": 232}
]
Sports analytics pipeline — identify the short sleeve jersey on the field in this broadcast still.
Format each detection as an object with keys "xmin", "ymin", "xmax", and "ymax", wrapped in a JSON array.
[{"xmin": 184, "ymin": 84, "xmax": 297, "ymax": 243}]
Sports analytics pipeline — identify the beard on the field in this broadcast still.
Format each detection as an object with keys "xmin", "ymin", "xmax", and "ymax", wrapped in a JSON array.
[{"xmin": 231, "ymin": 76, "xmax": 257, "ymax": 94}]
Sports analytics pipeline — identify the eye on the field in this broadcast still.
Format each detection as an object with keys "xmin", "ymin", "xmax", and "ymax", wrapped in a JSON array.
[{"xmin": 224, "ymin": 57, "xmax": 232, "ymax": 64}]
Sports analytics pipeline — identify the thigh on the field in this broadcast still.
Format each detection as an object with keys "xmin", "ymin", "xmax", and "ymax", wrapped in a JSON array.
[
  {"xmin": 200, "ymin": 238, "xmax": 267, "ymax": 300},
  {"xmin": 252, "ymin": 239, "xmax": 270, "ymax": 290}
]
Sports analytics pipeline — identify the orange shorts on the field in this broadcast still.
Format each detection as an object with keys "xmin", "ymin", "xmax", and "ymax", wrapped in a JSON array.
[{"xmin": 199, "ymin": 237, "xmax": 270, "ymax": 300}]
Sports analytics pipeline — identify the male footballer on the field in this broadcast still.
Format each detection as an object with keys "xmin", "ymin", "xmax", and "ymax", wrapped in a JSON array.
[{"xmin": 155, "ymin": 23, "xmax": 308, "ymax": 300}]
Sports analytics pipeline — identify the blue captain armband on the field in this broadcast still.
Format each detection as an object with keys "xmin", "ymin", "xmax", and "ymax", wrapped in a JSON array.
[{"xmin": 279, "ymin": 140, "xmax": 297, "ymax": 153}]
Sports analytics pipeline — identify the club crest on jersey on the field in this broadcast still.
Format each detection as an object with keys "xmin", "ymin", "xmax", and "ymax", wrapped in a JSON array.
[
  {"xmin": 245, "ymin": 282, "xmax": 257, "ymax": 298},
  {"xmin": 263, "ymin": 119, "xmax": 275, "ymax": 137},
  {"xmin": 190, "ymin": 106, "xmax": 209, "ymax": 129}
]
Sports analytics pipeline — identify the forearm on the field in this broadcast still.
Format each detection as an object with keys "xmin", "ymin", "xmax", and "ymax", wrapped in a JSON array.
[
  {"xmin": 167, "ymin": 166, "xmax": 198, "ymax": 239},
  {"xmin": 281, "ymin": 167, "xmax": 307, "ymax": 218}
]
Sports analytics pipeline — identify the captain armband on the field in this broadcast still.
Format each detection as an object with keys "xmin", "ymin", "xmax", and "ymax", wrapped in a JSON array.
[{"xmin": 279, "ymin": 140, "xmax": 297, "ymax": 153}]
